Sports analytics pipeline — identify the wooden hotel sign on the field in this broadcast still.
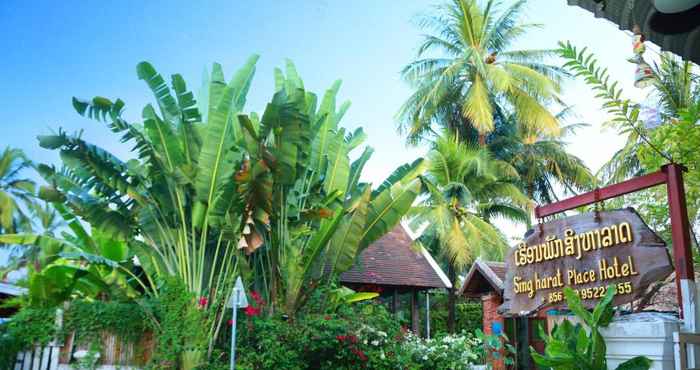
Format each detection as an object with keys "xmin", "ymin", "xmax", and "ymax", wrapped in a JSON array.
[{"xmin": 501, "ymin": 208, "xmax": 673, "ymax": 316}]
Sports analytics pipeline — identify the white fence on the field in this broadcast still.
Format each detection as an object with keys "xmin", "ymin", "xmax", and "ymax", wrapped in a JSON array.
[{"xmin": 14, "ymin": 344, "xmax": 60, "ymax": 370}]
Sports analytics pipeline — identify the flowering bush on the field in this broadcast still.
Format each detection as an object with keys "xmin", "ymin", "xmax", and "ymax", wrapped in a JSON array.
[
  {"xmin": 235, "ymin": 298, "xmax": 414, "ymax": 369},
  {"xmin": 402, "ymin": 331, "xmax": 480, "ymax": 369}
]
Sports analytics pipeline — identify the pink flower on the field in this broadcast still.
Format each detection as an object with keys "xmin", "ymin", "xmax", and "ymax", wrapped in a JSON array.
[
  {"xmin": 244, "ymin": 305, "xmax": 261, "ymax": 317},
  {"xmin": 250, "ymin": 290, "xmax": 264, "ymax": 305},
  {"xmin": 198, "ymin": 296, "xmax": 208, "ymax": 308},
  {"xmin": 228, "ymin": 319, "xmax": 234, "ymax": 326}
]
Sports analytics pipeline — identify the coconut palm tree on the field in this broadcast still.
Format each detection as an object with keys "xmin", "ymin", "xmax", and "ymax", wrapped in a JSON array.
[
  {"xmin": 0, "ymin": 147, "xmax": 36, "ymax": 234},
  {"xmin": 398, "ymin": 0, "xmax": 566, "ymax": 146},
  {"xmin": 489, "ymin": 112, "xmax": 595, "ymax": 213},
  {"xmin": 409, "ymin": 134, "xmax": 529, "ymax": 332}
]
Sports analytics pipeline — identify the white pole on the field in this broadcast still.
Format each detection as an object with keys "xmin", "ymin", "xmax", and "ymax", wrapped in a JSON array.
[
  {"xmin": 230, "ymin": 290, "xmax": 239, "ymax": 370},
  {"xmin": 425, "ymin": 291, "xmax": 430, "ymax": 339}
]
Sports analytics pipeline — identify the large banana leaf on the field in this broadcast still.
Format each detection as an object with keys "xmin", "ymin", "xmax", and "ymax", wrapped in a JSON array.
[
  {"xmin": 137, "ymin": 61, "xmax": 180, "ymax": 121},
  {"xmin": 373, "ymin": 158, "xmax": 427, "ymax": 196},
  {"xmin": 360, "ymin": 178, "xmax": 422, "ymax": 248},
  {"xmin": 143, "ymin": 104, "xmax": 186, "ymax": 171},
  {"xmin": 323, "ymin": 129, "xmax": 350, "ymax": 195},
  {"xmin": 346, "ymin": 147, "xmax": 374, "ymax": 196},
  {"xmin": 195, "ymin": 55, "xmax": 258, "ymax": 207},
  {"xmin": 171, "ymin": 74, "xmax": 202, "ymax": 164},
  {"xmin": 325, "ymin": 187, "xmax": 371, "ymax": 275},
  {"xmin": 310, "ymin": 80, "xmax": 347, "ymax": 175},
  {"xmin": 259, "ymin": 90, "xmax": 309, "ymax": 185}
]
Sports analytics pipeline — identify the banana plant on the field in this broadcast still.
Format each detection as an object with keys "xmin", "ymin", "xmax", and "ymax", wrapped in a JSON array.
[
  {"xmin": 27, "ymin": 56, "xmax": 423, "ymax": 357},
  {"xmin": 235, "ymin": 61, "xmax": 425, "ymax": 317},
  {"xmin": 531, "ymin": 286, "xmax": 652, "ymax": 370},
  {"xmin": 0, "ymin": 205, "xmax": 141, "ymax": 306},
  {"xmin": 34, "ymin": 57, "xmax": 260, "ymax": 356}
]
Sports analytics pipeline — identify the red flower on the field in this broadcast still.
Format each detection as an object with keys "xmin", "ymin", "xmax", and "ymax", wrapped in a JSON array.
[
  {"xmin": 351, "ymin": 347, "xmax": 367, "ymax": 361},
  {"xmin": 336, "ymin": 335, "xmax": 346, "ymax": 341},
  {"xmin": 324, "ymin": 315, "xmax": 331, "ymax": 321},
  {"xmin": 250, "ymin": 290, "xmax": 264, "ymax": 305},
  {"xmin": 228, "ymin": 319, "xmax": 234, "ymax": 326},
  {"xmin": 244, "ymin": 305, "xmax": 261, "ymax": 317},
  {"xmin": 198, "ymin": 296, "xmax": 208, "ymax": 308},
  {"xmin": 348, "ymin": 335, "xmax": 358, "ymax": 344}
]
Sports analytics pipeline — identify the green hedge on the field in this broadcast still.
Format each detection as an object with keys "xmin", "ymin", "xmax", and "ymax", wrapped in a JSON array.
[{"xmin": 428, "ymin": 292, "xmax": 483, "ymax": 335}]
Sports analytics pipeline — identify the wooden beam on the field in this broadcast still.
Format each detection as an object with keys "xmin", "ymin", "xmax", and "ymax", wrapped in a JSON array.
[
  {"xmin": 411, "ymin": 290, "xmax": 420, "ymax": 336},
  {"xmin": 535, "ymin": 170, "xmax": 667, "ymax": 218}
]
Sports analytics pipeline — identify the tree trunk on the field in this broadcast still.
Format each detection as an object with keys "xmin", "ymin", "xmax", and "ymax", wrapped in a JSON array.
[
  {"xmin": 447, "ymin": 263, "xmax": 456, "ymax": 333},
  {"xmin": 478, "ymin": 134, "xmax": 486, "ymax": 146},
  {"xmin": 411, "ymin": 290, "xmax": 421, "ymax": 337}
]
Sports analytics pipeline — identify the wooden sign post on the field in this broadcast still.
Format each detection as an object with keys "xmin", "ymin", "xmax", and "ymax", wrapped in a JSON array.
[
  {"xmin": 501, "ymin": 209, "xmax": 673, "ymax": 315},
  {"xmin": 505, "ymin": 163, "xmax": 698, "ymax": 367}
]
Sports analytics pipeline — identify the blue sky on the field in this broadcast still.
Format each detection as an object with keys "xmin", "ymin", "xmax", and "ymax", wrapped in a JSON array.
[{"xmin": 0, "ymin": 0, "xmax": 651, "ymax": 243}]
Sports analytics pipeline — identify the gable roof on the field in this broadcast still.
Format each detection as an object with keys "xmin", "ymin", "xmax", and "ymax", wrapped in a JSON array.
[
  {"xmin": 568, "ymin": 0, "xmax": 700, "ymax": 64},
  {"xmin": 339, "ymin": 225, "xmax": 452, "ymax": 289},
  {"xmin": 458, "ymin": 259, "xmax": 506, "ymax": 298},
  {"xmin": 0, "ymin": 282, "xmax": 26, "ymax": 297}
]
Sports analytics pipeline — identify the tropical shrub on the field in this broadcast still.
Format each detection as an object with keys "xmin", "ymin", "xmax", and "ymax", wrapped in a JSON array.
[
  {"xmin": 236, "ymin": 300, "xmax": 411, "ymax": 369},
  {"xmin": 402, "ymin": 331, "xmax": 480, "ymax": 369},
  {"xmin": 63, "ymin": 299, "xmax": 151, "ymax": 346},
  {"xmin": 5, "ymin": 55, "xmax": 424, "ymax": 363},
  {"xmin": 0, "ymin": 306, "xmax": 56, "ymax": 369},
  {"xmin": 147, "ymin": 278, "xmax": 207, "ymax": 369},
  {"xmin": 473, "ymin": 329, "xmax": 516, "ymax": 367},
  {"xmin": 236, "ymin": 62, "xmax": 424, "ymax": 317},
  {"xmin": 531, "ymin": 286, "xmax": 652, "ymax": 370}
]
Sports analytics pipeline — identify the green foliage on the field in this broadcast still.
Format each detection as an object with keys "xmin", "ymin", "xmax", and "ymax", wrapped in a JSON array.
[
  {"xmin": 427, "ymin": 293, "xmax": 483, "ymax": 335},
  {"xmin": 531, "ymin": 286, "xmax": 651, "ymax": 370},
  {"xmin": 490, "ymin": 119, "xmax": 595, "ymax": 205},
  {"xmin": 236, "ymin": 61, "xmax": 425, "ymax": 317},
  {"xmin": 473, "ymin": 329, "xmax": 516, "ymax": 366},
  {"xmin": 2, "ymin": 218, "xmax": 142, "ymax": 307},
  {"xmin": 1, "ymin": 306, "xmax": 56, "ymax": 347},
  {"xmin": 63, "ymin": 300, "xmax": 151, "ymax": 345},
  {"xmin": 0, "ymin": 147, "xmax": 35, "ymax": 235},
  {"xmin": 558, "ymin": 42, "xmax": 700, "ymax": 267},
  {"xmin": 401, "ymin": 331, "xmax": 481, "ymax": 369},
  {"xmin": 412, "ymin": 135, "xmax": 528, "ymax": 270},
  {"xmin": 557, "ymin": 41, "xmax": 658, "ymax": 183},
  {"xmin": 0, "ymin": 306, "xmax": 56, "ymax": 369},
  {"xmin": 148, "ymin": 278, "xmax": 207, "ymax": 370},
  {"xmin": 236, "ymin": 300, "xmax": 411, "ymax": 370},
  {"xmin": 27, "ymin": 55, "xmax": 423, "ymax": 358},
  {"xmin": 398, "ymin": 0, "xmax": 565, "ymax": 145}
]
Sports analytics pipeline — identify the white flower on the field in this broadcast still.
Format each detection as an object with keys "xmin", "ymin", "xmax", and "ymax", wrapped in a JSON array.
[{"xmin": 371, "ymin": 340, "xmax": 379, "ymax": 346}]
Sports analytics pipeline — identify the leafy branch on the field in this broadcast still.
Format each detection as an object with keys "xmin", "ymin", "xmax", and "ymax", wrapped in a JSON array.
[{"xmin": 557, "ymin": 41, "xmax": 673, "ymax": 164}]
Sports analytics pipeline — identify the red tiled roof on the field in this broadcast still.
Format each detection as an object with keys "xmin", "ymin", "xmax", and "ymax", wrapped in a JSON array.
[{"xmin": 339, "ymin": 225, "xmax": 450, "ymax": 289}]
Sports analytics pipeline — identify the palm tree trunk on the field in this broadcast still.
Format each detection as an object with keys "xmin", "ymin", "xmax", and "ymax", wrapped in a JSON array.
[
  {"xmin": 478, "ymin": 134, "xmax": 486, "ymax": 147},
  {"xmin": 447, "ymin": 263, "xmax": 456, "ymax": 333},
  {"xmin": 526, "ymin": 185, "xmax": 535, "ymax": 230}
]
